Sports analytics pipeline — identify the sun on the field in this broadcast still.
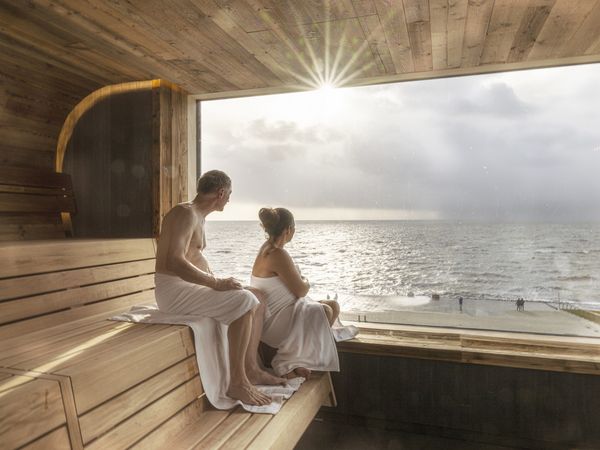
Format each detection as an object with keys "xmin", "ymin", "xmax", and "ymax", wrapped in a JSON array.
[{"xmin": 318, "ymin": 82, "xmax": 336, "ymax": 93}]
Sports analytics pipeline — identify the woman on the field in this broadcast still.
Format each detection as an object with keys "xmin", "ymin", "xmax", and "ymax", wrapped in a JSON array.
[{"xmin": 251, "ymin": 207, "xmax": 340, "ymax": 379}]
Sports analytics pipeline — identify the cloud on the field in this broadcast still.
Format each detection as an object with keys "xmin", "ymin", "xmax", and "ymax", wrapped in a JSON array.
[
  {"xmin": 201, "ymin": 63, "xmax": 600, "ymax": 221},
  {"xmin": 240, "ymin": 118, "xmax": 343, "ymax": 145}
]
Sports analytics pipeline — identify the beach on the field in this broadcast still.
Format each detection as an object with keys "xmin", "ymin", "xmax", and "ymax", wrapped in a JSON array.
[{"xmin": 338, "ymin": 296, "xmax": 600, "ymax": 337}]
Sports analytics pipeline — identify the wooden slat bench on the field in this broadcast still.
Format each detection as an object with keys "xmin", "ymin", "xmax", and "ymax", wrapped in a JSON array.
[
  {"xmin": 0, "ymin": 166, "xmax": 76, "ymax": 240},
  {"xmin": 0, "ymin": 238, "xmax": 334, "ymax": 449}
]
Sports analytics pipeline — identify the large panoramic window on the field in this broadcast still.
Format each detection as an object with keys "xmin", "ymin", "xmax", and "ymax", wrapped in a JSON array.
[{"xmin": 201, "ymin": 63, "xmax": 600, "ymax": 338}]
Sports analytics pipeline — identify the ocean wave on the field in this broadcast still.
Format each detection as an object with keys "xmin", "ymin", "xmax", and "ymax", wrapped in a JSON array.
[{"xmin": 557, "ymin": 275, "xmax": 595, "ymax": 282}]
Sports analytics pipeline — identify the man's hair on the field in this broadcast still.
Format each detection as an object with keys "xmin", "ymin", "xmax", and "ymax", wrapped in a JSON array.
[{"xmin": 196, "ymin": 170, "xmax": 231, "ymax": 194}]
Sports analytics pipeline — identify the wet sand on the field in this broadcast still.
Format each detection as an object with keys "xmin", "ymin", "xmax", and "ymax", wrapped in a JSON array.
[{"xmin": 339, "ymin": 296, "xmax": 600, "ymax": 338}]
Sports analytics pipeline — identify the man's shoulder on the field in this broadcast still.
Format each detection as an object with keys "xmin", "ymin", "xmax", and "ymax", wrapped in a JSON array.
[{"xmin": 166, "ymin": 203, "xmax": 197, "ymax": 222}]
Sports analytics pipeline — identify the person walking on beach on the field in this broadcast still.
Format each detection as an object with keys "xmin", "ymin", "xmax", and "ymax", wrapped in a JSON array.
[
  {"xmin": 458, "ymin": 296, "xmax": 463, "ymax": 312},
  {"xmin": 154, "ymin": 170, "xmax": 285, "ymax": 406}
]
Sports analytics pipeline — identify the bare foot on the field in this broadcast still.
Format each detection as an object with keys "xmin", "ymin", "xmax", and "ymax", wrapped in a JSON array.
[
  {"xmin": 227, "ymin": 384, "xmax": 271, "ymax": 406},
  {"xmin": 247, "ymin": 367, "xmax": 286, "ymax": 386},
  {"xmin": 294, "ymin": 367, "xmax": 311, "ymax": 379},
  {"xmin": 285, "ymin": 367, "xmax": 311, "ymax": 379}
]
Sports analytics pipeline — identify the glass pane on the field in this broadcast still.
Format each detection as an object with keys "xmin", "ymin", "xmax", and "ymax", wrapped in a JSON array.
[{"xmin": 201, "ymin": 64, "xmax": 600, "ymax": 338}]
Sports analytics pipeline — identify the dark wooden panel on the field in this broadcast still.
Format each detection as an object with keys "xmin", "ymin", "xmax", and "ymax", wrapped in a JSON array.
[
  {"xmin": 329, "ymin": 351, "xmax": 600, "ymax": 448},
  {"xmin": 0, "ymin": 166, "xmax": 73, "ymax": 189},
  {"xmin": 64, "ymin": 90, "xmax": 153, "ymax": 237}
]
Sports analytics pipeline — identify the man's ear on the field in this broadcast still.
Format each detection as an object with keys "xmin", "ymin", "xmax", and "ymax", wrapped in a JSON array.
[{"xmin": 217, "ymin": 188, "xmax": 224, "ymax": 198}]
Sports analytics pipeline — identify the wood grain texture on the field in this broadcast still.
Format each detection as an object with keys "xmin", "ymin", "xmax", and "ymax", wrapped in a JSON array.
[
  {"xmin": 337, "ymin": 325, "xmax": 600, "ymax": 375},
  {"xmin": 79, "ymin": 357, "xmax": 200, "ymax": 444},
  {"xmin": 0, "ymin": 258, "xmax": 156, "ymax": 301},
  {"xmin": 0, "ymin": 238, "xmax": 155, "ymax": 278},
  {"xmin": 247, "ymin": 372, "xmax": 332, "ymax": 449},
  {"xmin": 1, "ymin": 0, "xmax": 600, "ymax": 224},
  {"xmin": 0, "ymin": 274, "xmax": 155, "ymax": 325},
  {"xmin": 129, "ymin": 399, "xmax": 209, "ymax": 450},
  {"xmin": 20, "ymin": 426, "xmax": 71, "ymax": 450},
  {"xmin": 0, "ymin": 376, "xmax": 67, "ymax": 448},
  {"xmin": 85, "ymin": 377, "xmax": 202, "ymax": 449},
  {"xmin": 1, "ymin": 0, "xmax": 600, "ymax": 116}
]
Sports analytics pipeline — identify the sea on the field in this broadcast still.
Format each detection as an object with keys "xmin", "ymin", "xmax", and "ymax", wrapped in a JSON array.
[{"xmin": 203, "ymin": 221, "xmax": 600, "ymax": 311}]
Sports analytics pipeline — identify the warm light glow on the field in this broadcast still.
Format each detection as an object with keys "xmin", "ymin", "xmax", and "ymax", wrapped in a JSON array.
[{"xmin": 318, "ymin": 82, "xmax": 336, "ymax": 93}]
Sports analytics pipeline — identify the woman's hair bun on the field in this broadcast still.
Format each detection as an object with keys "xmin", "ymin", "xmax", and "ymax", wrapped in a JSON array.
[
  {"xmin": 259, "ymin": 207, "xmax": 294, "ymax": 238},
  {"xmin": 259, "ymin": 207, "xmax": 279, "ymax": 229}
]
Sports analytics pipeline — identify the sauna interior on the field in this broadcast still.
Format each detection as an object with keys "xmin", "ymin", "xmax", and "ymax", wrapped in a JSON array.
[{"xmin": 1, "ymin": 1, "xmax": 600, "ymax": 449}]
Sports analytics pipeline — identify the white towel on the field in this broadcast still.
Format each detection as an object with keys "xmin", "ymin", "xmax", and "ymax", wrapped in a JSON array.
[
  {"xmin": 332, "ymin": 318, "xmax": 359, "ymax": 342},
  {"xmin": 110, "ymin": 304, "xmax": 303, "ymax": 414}
]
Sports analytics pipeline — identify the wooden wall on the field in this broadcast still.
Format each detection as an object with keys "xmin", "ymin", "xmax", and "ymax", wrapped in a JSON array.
[
  {"xmin": 152, "ymin": 82, "xmax": 189, "ymax": 237},
  {"xmin": 328, "ymin": 352, "xmax": 600, "ymax": 449},
  {"xmin": 62, "ymin": 81, "xmax": 188, "ymax": 238},
  {"xmin": 0, "ymin": 4, "xmax": 100, "ymax": 240}
]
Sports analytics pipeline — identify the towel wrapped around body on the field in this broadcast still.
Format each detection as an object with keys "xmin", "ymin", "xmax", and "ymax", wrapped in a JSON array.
[
  {"xmin": 111, "ymin": 273, "xmax": 304, "ymax": 414},
  {"xmin": 250, "ymin": 275, "xmax": 341, "ymax": 376}
]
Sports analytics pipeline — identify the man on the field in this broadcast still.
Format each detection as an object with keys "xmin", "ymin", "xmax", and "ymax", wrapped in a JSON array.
[{"xmin": 154, "ymin": 170, "xmax": 284, "ymax": 406}]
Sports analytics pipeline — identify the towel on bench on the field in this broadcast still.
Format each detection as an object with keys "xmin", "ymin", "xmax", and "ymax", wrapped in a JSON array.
[{"xmin": 111, "ymin": 304, "xmax": 303, "ymax": 414}]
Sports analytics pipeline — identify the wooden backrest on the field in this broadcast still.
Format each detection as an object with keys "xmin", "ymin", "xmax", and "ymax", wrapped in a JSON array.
[
  {"xmin": 0, "ymin": 166, "xmax": 76, "ymax": 239},
  {"xmin": 0, "ymin": 238, "xmax": 156, "ymax": 340}
]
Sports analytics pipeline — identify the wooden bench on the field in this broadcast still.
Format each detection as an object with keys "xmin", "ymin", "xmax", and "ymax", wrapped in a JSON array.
[
  {"xmin": 0, "ymin": 238, "xmax": 335, "ymax": 449},
  {"xmin": 0, "ymin": 166, "xmax": 76, "ymax": 240}
]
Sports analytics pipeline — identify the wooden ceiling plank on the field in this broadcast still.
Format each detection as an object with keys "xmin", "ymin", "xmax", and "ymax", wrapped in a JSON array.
[
  {"xmin": 507, "ymin": 0, "xmax": 556, "ymax": 63},
  {"xmin": 0, "ymin": 12, "xmax": 125, "ymax": 88},
  {"xmin": 0, "ymin": 34, "xmax": 109, "ymax": 93},
  {"xmin": 429, "ymin": 0, "xmax": 448, "ymax": 70},
  {"xmin": 0, "ymin": 49, "xmax": 95, "ymax": 102},
  {"xmin": 584, "ymin": 33, "xmax": 600, "ymax": 56},
  {"xmin": 27, "ymin": 0, "xmax": 175, "ymax": 82},
  {"xmin": 213, "ymin": 0, "xmax": 271, "ymax": 33},
  {"xmin": 314, "ymin": 18, "xmax": 382, "ymax": 83},
  {"xmin": 189, "ymin": 0, "xmax": 297, "ymax": 85},
  {"xmin": 264, "ymin": 0, "xmax": 338, "ymax": 82},
  {"xmin": 461, "ymin": 0, "xmax": 495, "ymax": 67},
  {"xmin": 528, "ymin": 0, "xmax": 598, "ymax": 60},
  {"xmin": 404, "ymin": 0, "xmax": 433, "ymax": 72},
  {"xmin": 27, "ymin": 0, "xmax": 215, "ymax": 93},
  {"xmin": 447, "ymin": 0, "xmax": 468, "ymax": 68},
  {"xmin": 297, "ymin": 0, "xmax": 358, "ymax": 25},
  {"xmin": 68, "ymin": 0, "xmax": 221, "ymax": 93},
  {"xmin": 246, "ymin": 30, "xmax": 316, "ymax": 86},
  {"xmin": 243, "ymin": 0, "xmax": 328, "ymax": 86},
  {"xmin": 67, "ymin": 0, "xmax": 192, "ymax": 60},
  {"xmin": 126, "ymin": 0, "xmax": 270, "ymax": 90},
  {"xmin": 352, "ymin": 0, "xmax": 378, "ymax": 17},
  {"xmin": 560, "ymin": 0, "xmax": 600, "ymax": 57},
  {"xmin": 480, "ymin": 0, "xmax": 530, "ymax": 65},
  {"xmin": 358, "ymin": 13, "xmax": 396, "ymax": 74},
  {"xmin": 175, "ymin": 0, "xmax": 285, "ymax": 87},
  {"xmin": 249, "ymin": 1, "xmax": 378, "ymax": 84},
  {"xmin": 373, "ymin": 0, "xmax": 415, "ymax": 73}
]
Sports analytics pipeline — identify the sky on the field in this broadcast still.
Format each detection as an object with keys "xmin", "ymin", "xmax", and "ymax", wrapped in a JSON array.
[{"xmin": 201, "ymin": 63, "xmax": 600, "ymax": 222}]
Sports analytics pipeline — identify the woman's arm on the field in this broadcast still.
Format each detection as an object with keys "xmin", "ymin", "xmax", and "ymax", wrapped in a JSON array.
[{"xmin": 269, "ymin": 248, "xmax": 310, "ymax": 298}]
